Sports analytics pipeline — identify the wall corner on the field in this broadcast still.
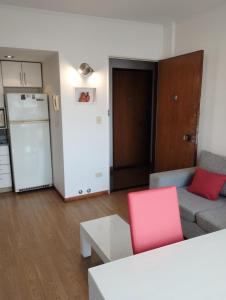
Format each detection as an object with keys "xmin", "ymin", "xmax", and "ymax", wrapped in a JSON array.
[{"xmin": 162, "ymin": 21, "xmax": 176, "ymax": 58}]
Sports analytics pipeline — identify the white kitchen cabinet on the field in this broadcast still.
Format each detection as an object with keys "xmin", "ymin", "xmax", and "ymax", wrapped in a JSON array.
[
  {"xmin": 0, "ymin": 164, "xmax": 11, "ymax": 174},
  {"xmin": 22, "ymin": 62, "xmax": 42, "ymax": 87},
  {"xmin": 0, "ymin": 145, "xmax": 9, "ymax": 155},
  {"xmin": 1, "ymin": 61, "xmax": 22, "ymax": 87},
  {"xmin": 0, "ymin": 145, "xmax": 12, "ymax": 192},
  {"xmin": 1, "ymin": 61, "xmax": 42, "ymax": 88},
  {"xmin": 0, "ymin": 174, "xmax": 12, "ymax": 189},
  {"xmin": 0, "ymin": 155, "xmax": 10, "ymax": 165}
]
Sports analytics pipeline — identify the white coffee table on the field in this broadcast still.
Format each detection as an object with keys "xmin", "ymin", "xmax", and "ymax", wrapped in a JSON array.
[{"xmin": 80, "ymin": 214, "xmax": 133, "ymax": 263}]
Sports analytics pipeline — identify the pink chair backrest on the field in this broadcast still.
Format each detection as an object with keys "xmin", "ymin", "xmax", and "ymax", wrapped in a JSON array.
[{"xmin": 128, "ymin": 186, "xmax": 183, "ymax": 254}]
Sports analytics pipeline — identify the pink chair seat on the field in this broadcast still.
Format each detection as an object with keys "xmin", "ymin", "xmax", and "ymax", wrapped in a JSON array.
[{"xmin": 128, "ymin": 186, "xmax": 183, "ymax": 254}]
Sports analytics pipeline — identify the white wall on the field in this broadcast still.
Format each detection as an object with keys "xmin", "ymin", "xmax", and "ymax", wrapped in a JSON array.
[
  {"xmin": 42, "ymin": 53, "xmax": 65, "ymax": 195},
  {"xmin": 0, "ymin": 5, "xmax": 164, "ymax": 197},
  {"xmin": 174, "ymin": 4, "xmax": 226, "ymax": 157},
  {"xmin": 162, "ymin": 21, "xmax": 176, "ymax": 57}
]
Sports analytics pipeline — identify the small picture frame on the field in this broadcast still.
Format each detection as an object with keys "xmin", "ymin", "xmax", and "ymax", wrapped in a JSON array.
[{"xmin": 75, "ymin": 87, "xmax": 96, "ymax": 104}]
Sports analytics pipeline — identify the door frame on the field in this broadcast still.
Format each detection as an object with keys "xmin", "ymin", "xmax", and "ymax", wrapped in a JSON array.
[
  {"xmin": 108, "ymin": 51, "xmax": 204, "ymax": 190},
  {"xmin": 109, "ymin": 57, "xmax": 158, "ymax": 190}
]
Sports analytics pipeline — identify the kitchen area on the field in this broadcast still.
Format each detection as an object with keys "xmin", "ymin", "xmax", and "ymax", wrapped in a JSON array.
[
  {"xmin": 0, "ymin": 62, "xmax": 12, "ymax": 193},
  {"xmin": 0, "ymin": 47, "xmax": 63, "ymax": 195}
]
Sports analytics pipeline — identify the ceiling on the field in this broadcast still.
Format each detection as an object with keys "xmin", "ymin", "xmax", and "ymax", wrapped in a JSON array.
[
  {"xmin": 0, "ymin": 0, "xmax": 225, "ymax": 23},
  {"xmin": 0, "ymin": 48, "xmax": 57, "ymax": 62}
]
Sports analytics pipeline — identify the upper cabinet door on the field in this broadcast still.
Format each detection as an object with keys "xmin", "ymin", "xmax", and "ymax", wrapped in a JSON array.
[
  {"xmin": 22, "ymin": 62, "xmax": 42, "ymax": 88},
  {"xmin": 1, "ymin": 61, "xmax": 22, "ymax": 87}
]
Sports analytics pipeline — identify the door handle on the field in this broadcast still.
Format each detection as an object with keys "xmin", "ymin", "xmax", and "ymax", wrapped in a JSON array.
[
  {"xmin": 183, "ymin": 134, "xmax": 196, "ymax": 144},
  {"xmin": 171, "ymin": 95, "xmax": 178, "ymax": 101}
]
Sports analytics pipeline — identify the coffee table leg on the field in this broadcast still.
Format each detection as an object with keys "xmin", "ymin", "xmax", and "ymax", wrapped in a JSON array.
[{"xmin": 80, "ymin": 227, "xmax": 92, "ymax": 258}]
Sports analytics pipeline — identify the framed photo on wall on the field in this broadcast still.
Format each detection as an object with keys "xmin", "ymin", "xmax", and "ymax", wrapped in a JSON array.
[{"xmin": 75, "ymin": 87, "xmax": 96, "ymax": 104}]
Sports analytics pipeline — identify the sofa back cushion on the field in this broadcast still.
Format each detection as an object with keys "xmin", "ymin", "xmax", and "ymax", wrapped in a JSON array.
[{"xmin": 199, "ymin": 151, "xmax": 226, "ymax": 196}]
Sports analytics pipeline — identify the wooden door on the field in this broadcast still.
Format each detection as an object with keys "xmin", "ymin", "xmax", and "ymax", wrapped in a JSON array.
[
  {"xmin": 22, "ymin": 62, "xmax": 42, "ymax": 88},
  {"xmin": 113, "ymin": 69, "xmax": 152, "ymax": 169},
  {"xmin": 1, "ymin": 61, "xmax": 22, "ymax": 87},
  {"xmin": 155, "ymin": 51, "xmax": 203, "ymax": 172}
]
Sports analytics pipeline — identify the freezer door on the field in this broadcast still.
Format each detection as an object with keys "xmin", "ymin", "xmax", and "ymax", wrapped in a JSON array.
[
  {"xmin": 6, "ymin": 93, "xmax": 49, "ymax": 121},
  {"xmin": 9, "ymin": 121, "xmax": 52, "ymax": 192}
]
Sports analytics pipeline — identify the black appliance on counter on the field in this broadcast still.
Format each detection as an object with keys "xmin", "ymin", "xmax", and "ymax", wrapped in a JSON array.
[{"xmin": 0, "ymin": 129, "xmax": 8, "ymax": 145}]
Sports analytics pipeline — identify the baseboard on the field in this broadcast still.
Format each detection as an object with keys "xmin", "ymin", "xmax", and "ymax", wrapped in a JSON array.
[
  {"xmin": 65, "ymin": 190, "xmax": 109, "ymax": 202},
  {"xmin": 54, "ymin": 186, "xmax": 65, "ymax": 200},
  {"xmin": 54, "ymin": 186, "xmax": 109, "ymax": 202},
  {"xmin": 0, "ymin": 187, "xmax": 13, "ymax": 194}
]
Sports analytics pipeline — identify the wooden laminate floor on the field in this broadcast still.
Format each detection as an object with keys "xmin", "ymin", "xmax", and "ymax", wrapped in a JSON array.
[{"xmin": 0, "ymin": 188, "xmax": 137, "ymax": 300}]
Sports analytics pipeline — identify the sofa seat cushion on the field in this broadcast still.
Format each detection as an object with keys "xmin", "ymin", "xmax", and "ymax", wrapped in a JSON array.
[
  {"xmin": 177, "ymin": 187, "xmax": 226, "ymax": 222},
  {"xmin": 181, "ymin": 218, "xmax": 206, "ymax": 239},
  {"xmin": 197, "ymin": 207, "xmax": 226, "ymax": 232}
]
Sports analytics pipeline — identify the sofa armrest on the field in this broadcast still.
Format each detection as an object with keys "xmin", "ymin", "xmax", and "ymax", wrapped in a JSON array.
[{"xmin": 149, "ymin": 167, "xmax": 196, "ymax": 188}]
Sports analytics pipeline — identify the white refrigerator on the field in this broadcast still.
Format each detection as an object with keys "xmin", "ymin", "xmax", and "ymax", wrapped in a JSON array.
[{"xmin": 6, "ymin": 93, "xmax": 52, "ymax": 192}]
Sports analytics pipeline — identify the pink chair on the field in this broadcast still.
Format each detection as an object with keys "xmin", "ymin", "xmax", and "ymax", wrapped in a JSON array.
[{"xmin": 128, "ymin": 186, "xmax": 183, "ymax": 254}]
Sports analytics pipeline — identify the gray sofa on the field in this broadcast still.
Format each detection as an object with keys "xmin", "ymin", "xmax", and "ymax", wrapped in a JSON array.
[{"xmin": 149, "ymin": 151, "xmax": 226, "ymax": 238}]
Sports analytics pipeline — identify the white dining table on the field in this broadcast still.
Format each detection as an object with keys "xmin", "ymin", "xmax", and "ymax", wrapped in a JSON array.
[{"xmin": 88, "ymin": 229, "xmax": 226, "ymax": 300}]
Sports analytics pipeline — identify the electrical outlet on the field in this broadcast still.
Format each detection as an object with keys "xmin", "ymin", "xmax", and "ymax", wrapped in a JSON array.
[{"xmin": 96, "ymin": 172, "xmax": 102, "ymax": 177}]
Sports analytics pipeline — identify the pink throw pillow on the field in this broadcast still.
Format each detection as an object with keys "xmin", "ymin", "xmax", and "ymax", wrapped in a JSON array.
[{"xmin": 187, "ymin": 168, "xmax": 226, "ymax": 200}]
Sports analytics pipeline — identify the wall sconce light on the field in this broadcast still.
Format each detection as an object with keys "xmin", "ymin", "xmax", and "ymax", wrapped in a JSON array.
[{"xmin": 78, "ymin": 63, "xmax": 94, "ymax": 76}]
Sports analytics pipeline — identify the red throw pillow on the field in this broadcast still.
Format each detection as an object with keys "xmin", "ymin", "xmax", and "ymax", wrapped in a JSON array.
[{"xmin": 187, "ymin": 168, "xmax": 226, "ymax": 200}]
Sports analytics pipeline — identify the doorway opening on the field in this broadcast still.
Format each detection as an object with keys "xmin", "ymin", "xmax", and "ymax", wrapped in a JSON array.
[
  {"xmin": 109, "ymin": 58, "xmax": 157, "ymax": 191},
  {"xmin": 109, "ymin": 51, "xmax": 203, "ymax": 192}
]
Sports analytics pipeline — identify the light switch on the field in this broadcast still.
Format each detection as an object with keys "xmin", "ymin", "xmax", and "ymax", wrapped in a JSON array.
[
  {"xmin": 96, "ymin": 116, "xmax": 102, "ymax": 124},
  {"xmin": 96, "ymin": 172, "xmax": 102, "ymax": 177}
]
